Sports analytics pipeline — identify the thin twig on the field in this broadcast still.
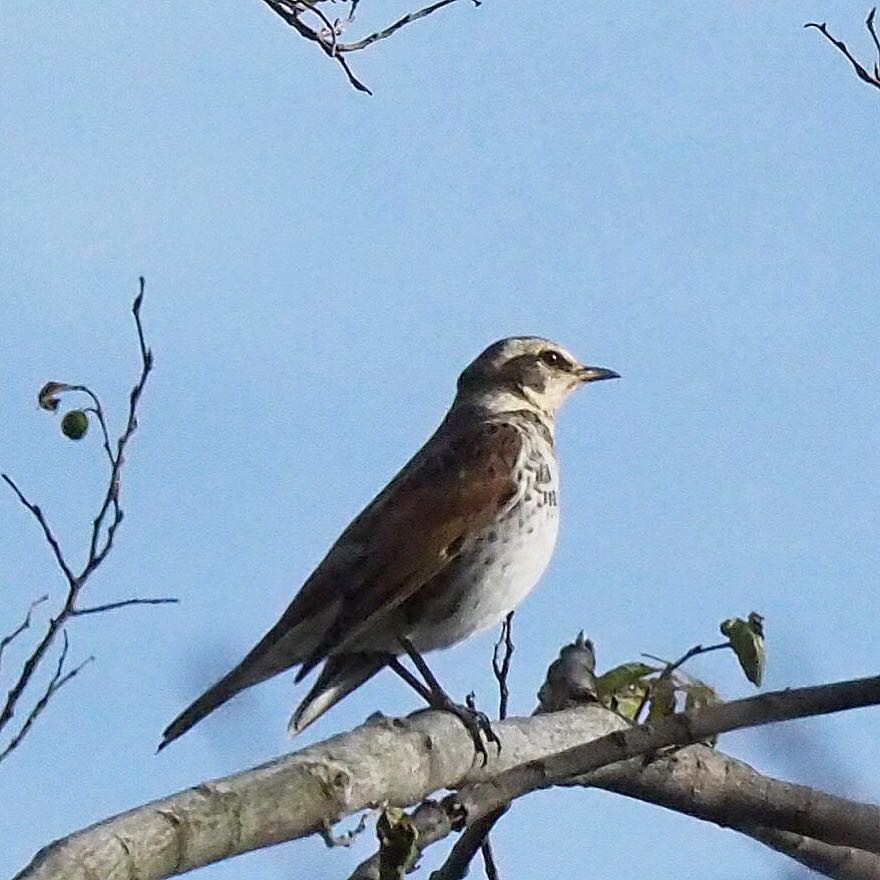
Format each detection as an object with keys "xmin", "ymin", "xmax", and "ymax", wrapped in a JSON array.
[
  {"xmin": 0, "ymin": 596, "xmax": 48, "ymax": 676},
  {"xmin": 1, "ymin": 476, "xmax": 76, "ymax": 586},
  {"xmin": 73, "ymin": 386, "xmax": 115, "ymax": 467},
  {"xmin": 868, "ymin": 8, "xmax": 880, "ymax": 66},
  {"xmin": 336, "ymin": 0, "xmax": 466, "ymax": 52},
  {"xmin": 634, "ymin": 641, "xmax": 730, "ymax": 722},
  {"xmin": 491, "ymin": 612, "xmax": 514, "ymax": 721},
  {"xmin": 429, "ymin": 808, "xmax": 507, "ymax": 880},
  {"xmin": 0, "ymin": 632, "xmax": 93, "ymax": 765},
  {"xmin": 71, "ymin": 597, "xmax": 179, "ymax": 617},
  {"xmin": 260, "ymin": 0, "xmax": 373, "ymax": 93},
  {"xmin": 805, "ymin": 10, "xmax": 880, "ymax": 91},
  {"xmin": 260, "ymin": 0, "xmax": 477, "ymax": 94},
  {"xmin": 0, "ymin": 279, "xmax": 163, "ymax": 758},
  {"xmin": 319, "ymin": 813, "xmax": 369, "ymax": 848},
  {"xmin": 430, "ymin": 616, "xmax": 515, "ymax": 880}
]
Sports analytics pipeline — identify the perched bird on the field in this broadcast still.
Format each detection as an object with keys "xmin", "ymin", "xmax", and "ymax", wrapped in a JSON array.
[{"xmin": 160, "ymin": 337, "xmax": 617, "ymax": 750}]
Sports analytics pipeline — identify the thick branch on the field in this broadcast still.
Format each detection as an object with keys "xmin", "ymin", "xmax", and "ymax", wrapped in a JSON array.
[
  {"xmin": 350, "ymin": 748, "xmax": 880, "ymax": 880},
  {"xmin": 453, "ymin": 673, "xmax": 880, "ymax": 849},
  {"xmin": 745, "ymin": 825, "xmax": 880, "ymax": 879},
  {"xmin": 351, "ymin": 639, "xmax": 880, "ymax": 880},
  {"xmin": 16, "ymin": 668, "xmax": 880, "ymax": 880}
]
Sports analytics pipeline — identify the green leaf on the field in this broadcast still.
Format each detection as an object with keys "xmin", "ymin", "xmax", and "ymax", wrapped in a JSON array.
[
  {"xmin": 647, "ymin": 676, "xmax": 677, "ymax": 721},
  {"xmin": 720, "ymin": 612, "xmax": 765, "ymax": 686},
  {"xmin": 596, "ymin": 662, "xmax": 657, "ymax": 701},
  {"xmin": 677, "ymin": 675, "xmax": 722, "ymax": 713},
  {"xmin": 611, "ymin": 685, "xmax": 650, "ymax": 721},
  {"xmin": 61, "ymin": 410, "xmax": 89, "ymax": 440},
  {"xmin": 676, "ymin": 673, "xmax": 722, "ymax": 746}
]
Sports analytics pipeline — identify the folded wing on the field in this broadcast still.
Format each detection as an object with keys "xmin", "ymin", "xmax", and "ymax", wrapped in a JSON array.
[{"xmin": 159, "ymin": 417, "xmax": 523, "ymax": 749}]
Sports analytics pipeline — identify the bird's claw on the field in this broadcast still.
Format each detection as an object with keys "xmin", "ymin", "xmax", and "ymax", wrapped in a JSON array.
[{"xmin": 433, "ymin": 691, "xmax": 501, "ymax": 765}]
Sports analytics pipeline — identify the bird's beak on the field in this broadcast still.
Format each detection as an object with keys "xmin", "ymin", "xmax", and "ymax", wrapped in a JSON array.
[{"xmin": 577, "ymin": 365, "xmax": 620, "ymax": 383}]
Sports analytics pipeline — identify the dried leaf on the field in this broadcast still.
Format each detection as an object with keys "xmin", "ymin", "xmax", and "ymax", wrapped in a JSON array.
[
  {"xmin": 61, "ymin": 410, "xmax": 89, "ymax": 440},
  {"xmin": 720, "ymin": 612, "xmax": 765, "ymax": 686},
  {"xmin": 38, "ymin": 382, "xmax": 74, "ymax": 412},
  {"xmin": 377, "ymin": 807, "xmax": 419, "ymax": 880}
]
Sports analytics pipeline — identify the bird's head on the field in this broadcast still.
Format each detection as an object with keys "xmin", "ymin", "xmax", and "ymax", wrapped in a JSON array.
[{"xmin": 454, "ymin": 336, "xmax": 619, "ymax": 419}]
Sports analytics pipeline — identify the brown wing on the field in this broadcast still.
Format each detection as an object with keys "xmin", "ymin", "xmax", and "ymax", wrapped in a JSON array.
[
  {"xmin": 157, "ymin": 417, "xmax": 523, "ymax": 750},
  {"xmin": 291, "ymin": 418, "xmax": 524, "ymax": 677}
]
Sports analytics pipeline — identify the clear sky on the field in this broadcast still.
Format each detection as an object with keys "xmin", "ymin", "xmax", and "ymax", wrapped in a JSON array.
[{"xmin": 1, "ymin": 2, "xmax": 879, "ymax": 878}]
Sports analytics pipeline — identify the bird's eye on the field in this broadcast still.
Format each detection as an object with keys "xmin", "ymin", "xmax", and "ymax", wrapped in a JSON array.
[{"xmin": 539, "ymin": 350, "xmax": 566, "ymax": 368}]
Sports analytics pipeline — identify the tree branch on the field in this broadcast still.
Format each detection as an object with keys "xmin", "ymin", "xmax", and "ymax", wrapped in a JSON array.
[
  {"xmin": 452, "ymin": 673, "xmax": 880, "ymax": 846},
  {"xmin": 806, "ymin": 8, "xmax": 880, "ymax": 91},
  {"xmin": 0, "ymin": 632, "xmax": 93, "ymax": 764},
  {"xmin": 0, "ymin": 279, "xmax": 173, "ymax": 763},
  {"xmin": 428, "ymin": 613, "xmax": 515, "ymax": 880},
  {"xmin": 350, "ymin": 745, "xmax": 880, "ymax": 880},
  {"xmin": 350, "ymin": 637, "xmax": 880, "ymax": 880},
  {"xmin": 259, "ymin": 0, "xmax": 479, "ymax": 95},
  {"xmin": 16, "ymin": 663, "xmax": 880, "ymax": 880},
  {"xmin": 0, "ymin": 596, "xmax": 48, "ymax": 677},
  {"xmin": 70, "ymin": 597, "xmax": 179, "ymax": 618}
]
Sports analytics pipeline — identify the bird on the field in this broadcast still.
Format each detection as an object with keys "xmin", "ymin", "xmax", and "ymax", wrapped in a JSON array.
[{"xmin": 159, "ymin": 337, "xmax": 618, "ymax": 751}]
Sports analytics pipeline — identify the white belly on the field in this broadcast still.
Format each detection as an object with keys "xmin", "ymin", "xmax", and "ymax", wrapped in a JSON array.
[{"xmin": 410, "ymin": 490, "xmax": 560, "ymax": 651}]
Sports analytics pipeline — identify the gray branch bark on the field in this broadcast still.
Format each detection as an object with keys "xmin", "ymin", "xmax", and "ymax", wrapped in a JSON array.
[
  {"xmin": 15, "ymin": 674, "xmax": 880, "ymax": 880},
  {"xmin": 453, "ymin": 673, "xmax": 880, "ymax": 847}
]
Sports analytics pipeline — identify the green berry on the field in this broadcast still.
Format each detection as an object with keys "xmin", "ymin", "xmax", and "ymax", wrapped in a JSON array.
[{"xmin": 61, "ymin": 410, "xmax": 89, "ymax": 440}]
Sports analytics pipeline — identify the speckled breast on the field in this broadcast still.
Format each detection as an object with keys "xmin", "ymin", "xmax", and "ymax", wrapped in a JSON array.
[{"xmin": 406, "ymin": 430, "xmax": 560, "ymax": 652}]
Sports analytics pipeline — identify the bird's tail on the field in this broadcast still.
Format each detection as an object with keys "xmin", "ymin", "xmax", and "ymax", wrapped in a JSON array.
[
  {"xmin": 289, "ymin": 652, "xmax": 390, "ymax": 735},
  {"xmin": 159, "ymin": 658, "xmax": 282, "ymax": 751}
]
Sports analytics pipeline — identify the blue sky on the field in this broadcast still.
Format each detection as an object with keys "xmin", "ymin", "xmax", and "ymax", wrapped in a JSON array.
[{"xmin": 1, "ymin": 2, "xmax": 879, "ymax": 877}]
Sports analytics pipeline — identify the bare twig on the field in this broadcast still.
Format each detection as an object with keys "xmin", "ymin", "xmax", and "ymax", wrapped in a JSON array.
[
  {"xmin": 320, "ymin": 813, "xmax": 369, "ymax": 848},
  {"xmin": 71, "ymin": 597, "xmax": 179, "ymax": 617},
  {"xmin": 0, "ymin": 596, "xmax": 48, "ymax": 676},
  {"xmin": 805, "ymin": 9, "xmax": 880, "ymax": 92},
  {"xmin": 869, "ymin": 7, "xmax": 880, "ymax": 65},
  {"xmin": 1, "ymin": 475, "xmax": 77, "ymax": 586},
  {"xmin": 259, "ymin": 0, "xmax": 478, "ymax": 94},
  {"xmin": 429, "ymin": 808, "xmax": 506, "ymax": 880},
  {"xmin": 0, "ymin": 279, "xmax": 171, "ymax": 760},
  {"xmin": 644, "ymin": 640, "xmax": 731, "ymax": 679},
  {"xmin": 492, "ymin": 612, "xmax": 514, "ymax": 721},
  {"xmin": 336, "ymin": 0, "xmax": 466, "ymax": 52},
  {"xmin": 634, "ymin": 640, "xmax": 730, "ymax": 722},
  {"xmin": 0, "ymin": 632, "xmax": 93, "ymax": 764},
  {"xmin": 430, "ymin": 614, "xmax": 514, "ymax": 880},
  {"xmin": 260, "ymin": 0, "xmax": 373, "ymax": 93}
]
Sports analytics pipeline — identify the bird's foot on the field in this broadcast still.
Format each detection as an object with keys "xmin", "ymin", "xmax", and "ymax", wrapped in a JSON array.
[
  {"xmin": 427, "ymin": 688, "xmax": 501, "ymax": 765},
  {"xmin": 392, "ymin": 639, "xmax": 501, "ymax": 765}
]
